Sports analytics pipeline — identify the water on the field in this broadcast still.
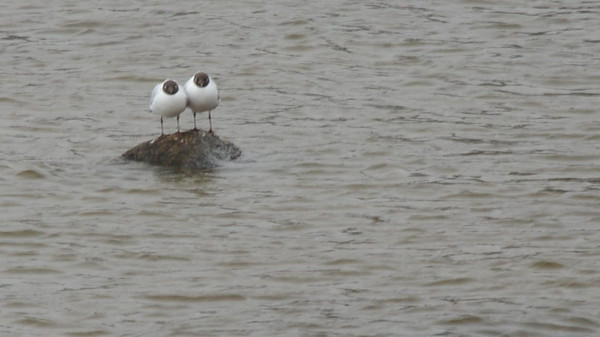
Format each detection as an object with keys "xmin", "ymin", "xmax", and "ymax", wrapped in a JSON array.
[{"xmin": 1, "ymin": 1, "xmax": 599, "ymax": 336}]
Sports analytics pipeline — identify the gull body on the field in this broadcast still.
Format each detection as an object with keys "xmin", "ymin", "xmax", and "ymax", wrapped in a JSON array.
[
  {"xmin": 184, "ymin": 72, "xmax": 220, "ymax": 132},
  {"xmin": 150, "ymin": 79, "xmax": 188, "ymax": 135}
]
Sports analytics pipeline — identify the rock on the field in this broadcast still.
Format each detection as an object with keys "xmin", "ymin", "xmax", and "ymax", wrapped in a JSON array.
[{"xmin": 122, "ymin": 130, "xmax": 241, "ymax": 169}]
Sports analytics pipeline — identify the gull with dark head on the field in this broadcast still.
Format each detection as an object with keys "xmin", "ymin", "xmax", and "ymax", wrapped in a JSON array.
[
  {"xmin": 150, "ymin": 79, "xmax": 188, "ymax": 135},
  {"xmin": 184, "ymin": 72, "xmax": 220, "ymax": 133}
]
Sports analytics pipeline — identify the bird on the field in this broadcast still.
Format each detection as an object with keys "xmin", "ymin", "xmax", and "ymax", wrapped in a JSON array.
[
  {"xmin": 184, "ymin": 71, "xmax": 220, "ymax": 133},
  {"xmin": 150, "ymin": 79, "xmax": 188, "ymax": 135}
]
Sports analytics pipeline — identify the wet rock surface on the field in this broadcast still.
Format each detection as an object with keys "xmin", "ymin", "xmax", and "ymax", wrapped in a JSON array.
[{"xmin": 122, "ymin": 130, "xmax": 241, "ymax": 169}]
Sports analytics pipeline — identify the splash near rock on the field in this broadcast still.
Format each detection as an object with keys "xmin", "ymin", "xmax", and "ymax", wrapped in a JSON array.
[{"xmin": 122, "ymin": 130, "xmax": 241, "ymax": 169}]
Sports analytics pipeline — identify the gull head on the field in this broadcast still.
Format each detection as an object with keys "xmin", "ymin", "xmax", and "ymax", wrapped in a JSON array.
[
  {"xmin": 163, "ymin": 80, "xmax": 179, "ymax": 95},
  {"xmin": 193, "ymin": 72, "xmax": 210, "ymax": 88}
]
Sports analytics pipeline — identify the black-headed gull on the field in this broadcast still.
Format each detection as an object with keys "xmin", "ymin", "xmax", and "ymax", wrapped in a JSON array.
[
  {"xmin": 184, "ymin": 72, "xmax": 220, "ymax": 133},
  {"xmin": 150, "ymin": 79, "xmax": 188, "ymax": 135}
]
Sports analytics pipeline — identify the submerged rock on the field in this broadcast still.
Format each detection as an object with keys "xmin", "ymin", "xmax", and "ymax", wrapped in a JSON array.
[{"xmin": 122, "ymin": 129, "xmax": 241, "ymax": 169}]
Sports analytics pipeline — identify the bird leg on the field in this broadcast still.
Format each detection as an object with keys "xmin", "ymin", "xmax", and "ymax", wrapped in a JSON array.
[
  {"xmin": 176, "ymin": 115, "xmax": 180, "ymax": 133},
  {"xmin": 208, "ymin": 110, "xmax": 213, "ymax": 133},
  {"xmin": 161, "ymin": 117, "xmax": 164, "ymax": 135},
  {"xmin": 193, "ymin": 112, "xmax": 198, "ymax": 131}
]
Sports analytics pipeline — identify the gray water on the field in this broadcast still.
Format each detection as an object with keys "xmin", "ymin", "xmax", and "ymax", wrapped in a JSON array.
[{"xmin": 1, "ymin": 1, "xmax": 599, "ymax": 336}]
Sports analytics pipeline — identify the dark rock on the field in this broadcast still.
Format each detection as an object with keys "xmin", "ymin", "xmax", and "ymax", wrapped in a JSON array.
[{"xmin": 122, "ymin": 130, "xmax": 241, "ymax": 169}]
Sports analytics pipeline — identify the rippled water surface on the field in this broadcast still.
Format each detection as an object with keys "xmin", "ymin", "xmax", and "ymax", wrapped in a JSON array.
[{"xmin": 1, "ymin": 1, "xmax": 599, "ymax": 336}]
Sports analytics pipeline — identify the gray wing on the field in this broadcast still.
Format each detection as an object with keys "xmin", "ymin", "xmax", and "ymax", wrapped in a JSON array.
[
  {"xmin": 184, "ymin": 76, "xmax": 194, "ymax": 91},
  {"xmin": 150, "ymin": 82, "xmax": 161, "ymax": 110},
  {"xmin": 184, "ymin": 76, "xmax": 193, "ymax": 107}
]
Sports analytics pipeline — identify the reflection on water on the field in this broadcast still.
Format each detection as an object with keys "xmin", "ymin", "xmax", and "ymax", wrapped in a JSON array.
[{"xmin": 1, "ymin": 0, "xmax": 599, "ymax": 336}]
